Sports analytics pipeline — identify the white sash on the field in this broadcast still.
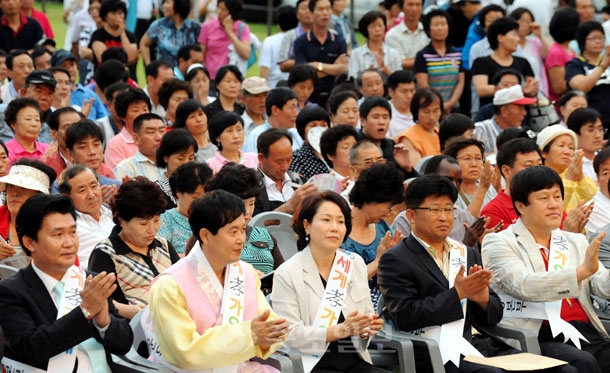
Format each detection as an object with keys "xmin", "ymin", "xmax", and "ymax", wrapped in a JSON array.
[
  {"xmin": 1, "ymin": 265, "xmax": 86, "ymax": 373},
  {"xmin": 146, "ymin": 244, "xmax": 248, "ymax": 373},
  {"xmin": 301, "ymin": 249, "xmax": 355, "ymax": 373},
  {"xmin": 496, "ymin": 229, "xmax": 589, "ymax": 348},
  {"xmin": 407, "ymin": 238, "xmax": 482, "ymax": 367}
]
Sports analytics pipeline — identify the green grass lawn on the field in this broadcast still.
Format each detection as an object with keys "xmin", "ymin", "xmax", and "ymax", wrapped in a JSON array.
[{"xmin": 38, "ymin": 1, "xmax": 365, "ymax": 81}]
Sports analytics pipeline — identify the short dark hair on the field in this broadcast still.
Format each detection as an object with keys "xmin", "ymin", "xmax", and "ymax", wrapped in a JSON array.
[
  {"xmin": 478, "ymin": 4, "xmax": 505, "ymax": 30},
  {"xmin": 5, "ymin": 97, "xmax": 40, "ymax": 128},
  {"xmin": 510, "ymin": 166, "xmax": 564, "ymax": 216},
  {"xmin": 173, "ymin": 99, "xmax": 207, "ymax": 129},
  {"xmin": 423, "ymin": 155, "xmax": 459, "ymax": 175},
  {"xmin": 567, "ymin": 107, "xmax": 603, "ymax": 135},
  {"xmin": 387, "ymin": 69, "xmax": 415, "ymax": 90},
  {"xmin": 48, "ymin": 107, "xmax": 82, "ymax": 131},
  {"xmin": 189, "ymin": 190, "xmax": 245, "ymax": 239},
  {"xmin": 7, "ymin": 50, "xmax": 32, "ymax": 70},
  {"xmin": 356, "ymin": 68, "xmax": 385, "ymax": 89},
  {"xmin": 30, "ymin": 46, "xmax": 52, "ymax": 65},
  {"xmin": 439, "ymin": 113, "xmax": 474, "ymax": 150},
  {"xmin": 257, "ymin": 128, "xmax": 292, "ymax": 157},
  {"xmin": 292, "ymin": 191, "xmax": 350, "ymax": 251},
  {"xmin": 177, "ymin": 44, "xmax": 202, "ymax": 63},
  {"xmin": 157, "ymin": 79, "xmax": 192, "ymax": 110},
  {"xmin": 359, "ymin": 96, "xmax": 391, "ymax": 120},
  {"xmin": 295, "ymin": 106, "xmax": 330, "ymax": 140},
  {"xmin": 411, "ymin": 87, "xmax": 443, "ymax": 122},
  {"xmin": 168, "ymin": 161, "xmax": 213, "ymax": 198},
  {"xmin": 559, "ymin": 90, "xmax": 588, "ymax": 110},
  {"xmin": 320, "ymin": 124, "xmax": 358, "ymax": 167},
  {"xmin": 487, "ymin": 17, "xmax": 519, "ymax": 50},
  {"xmin": 156, "ymin": 128, "xmax": 198, "ymax": 169},
  {"xmin": 288, "ymin": 64, "xmax": 318, "ymax": 88},
  {"xmin": 185, "ymin": 64, "xmax": 210, "ymax": 82},
  {"xmin": 496, "ymin": 138, "xmax": 541, "ymax": 178},
  {"xmin": 208, "ymin": 111, "xmax": 244, "ymax": 150},
  {"xmin": 594, "ymin": 147, "xmax": 610, "ymax": 175},
  {"xmin": 218, "ymin": 0, "xmax": 243, "ymax": 20},
  {"xmin": 308, "ymin": 0, "xmax": 334, "ymax": 12},
  {"xmin": 94, "ymin": 60, "xmax": 128, "ymax": 92},
  {"xmin": 101, "ymin": 47, "xmax": 127, "ymax": 64},
  {"xmin": 49, "ymin": 67, "xmax": 71, "ymax": 83},
  {"xmin": 17, "ymin": 194, "xmax": 77, "ymax": 256},
  {"xmin": 266, "ymin": 87, "xmax": 298, "ymax": 116},
  {"xmin": 327, "ymin": 91, "xmax": 358, "ymax": 116},
  {"xmin": 104, "ymin": 81, "xmax": 131, "ymax": 103},
  {"xmin": 277, "ymin": 5, "xmax": 298, "ymax": 32},
  {"xmin": 443, "ymin": 138, "xmax": 485, "ymax": 160},
  {"xmin": 110, "ymin": 176, "xmax": 168, "ymax": 224},
  {"xmin": 550, "ymin": 7, "xmax": 580, "ymax": 43},
  {"xmin": 509, "ymin": 7, "xmax": 534, "ymax": 24},
  {"xmin": 100, "ymin": 0, "xmax": 127, "ymax": 22},
  {"xmin": 576, "ymin": 21, "xmax": 604, "ymax": 52},
  {"xmin": 215, "ymin": 65, "xmax": 244, "ymax": 88},
  {"xmin": 145, "ymin": 60, "xmax": 173, "ymax": 79},
  {"xmin": 349, "ymin": 163, "xmax": 404, "ymax": 208},
  {"xmin": 166, "ymin": 0, "xmax": 191, "ymax": 19},
  {"xmin": 359, "ymin": 11, "xmax": 387, "ymax": 39},
  {"xmin": 423, "ymin": 9, "xmax": 451, "ymax": 39},
  {"xmin": 206, "ymin": 162, "xmax": 263, "ymax": 199},
  {"xmin": 115, "ymin": 88, "xmax": 151, "ymax": 120},
  {"xmin": 65, "ymin": 119, "xmax": 104, "ymax": 150},
  {"xmin": 405, "ymin": 175, "xmax": 458, "ymax": 209},
  {"xmin": 491, "ymin": 68, "xmax": 523, "ymax": 85},
  {"xmin": 133, "ymin": 113, "xmax": 164, "ymax": 134},
  {"xmin": 57, "ymin": 164, "xmax": 98, "ymax": 195}
]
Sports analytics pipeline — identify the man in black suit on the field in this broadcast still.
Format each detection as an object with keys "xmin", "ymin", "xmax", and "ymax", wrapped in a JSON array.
[
  {"xmin": 378, "ymin": 175, "xmax": 522, "ymax": 373},
  {"xmin": 0, "ymin": 194, "xmax": 132, "ymax": 371}
]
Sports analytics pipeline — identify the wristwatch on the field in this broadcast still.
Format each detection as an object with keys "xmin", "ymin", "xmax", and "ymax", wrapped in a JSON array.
[
  {"xmin": 317, "ymin": 62, "xmax": 323, "ymax": 72},
  {"xmin": 80, "ymin": 305, "xmax": 93, "ymax": 320}
]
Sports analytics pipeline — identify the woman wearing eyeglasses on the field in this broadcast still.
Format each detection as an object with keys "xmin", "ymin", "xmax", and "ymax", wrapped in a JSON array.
[
  {"xmin": 566, "ymin": 21, "xmax": 610, "ymax": 131},
  {"xmin": 341, "ymin": 163, "xmax": 404, "ymax": 309},
  {"xmin": 443, "ymin": 138, "xmax": 496, "ymax": 217}
]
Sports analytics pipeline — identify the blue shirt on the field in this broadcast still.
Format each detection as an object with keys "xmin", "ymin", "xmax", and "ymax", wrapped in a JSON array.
[
  {"xmin": 71, "ymin": 84, "xmax": 108, "ymax": 120},
  {"xmin": 145, "ymin": 17, "xmax": 201, "ymax": 67}
]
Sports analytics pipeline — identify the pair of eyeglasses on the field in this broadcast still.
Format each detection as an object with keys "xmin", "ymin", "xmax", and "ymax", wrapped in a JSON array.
[{"xmin": 411, "ymin": 207, "xmax": 456, "ymax": 216}]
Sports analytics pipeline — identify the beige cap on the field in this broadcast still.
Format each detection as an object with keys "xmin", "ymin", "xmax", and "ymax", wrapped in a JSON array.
[{"xmin": 242, "ymin": 77, "xmax": 271, "ymax": 95}]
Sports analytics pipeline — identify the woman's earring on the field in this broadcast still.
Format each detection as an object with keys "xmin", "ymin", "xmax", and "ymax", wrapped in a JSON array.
[{"xmin": 305, "ymin": 234, "xmax": 310, "ymax": 241}]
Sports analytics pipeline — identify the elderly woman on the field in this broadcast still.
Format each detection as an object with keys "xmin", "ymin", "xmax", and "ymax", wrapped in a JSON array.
[
  {"xmin": 155, "ymin": 128, "xmax": 199, "ymax": 208},
  {"xmin": 203, "ymin": 65, "xmax": 245, "ymax": 121},
  {"xmin": 289, "ymin": 106, "xmax": 331, "ymax": 180},
  {"xmin": 443, "ymin": 138, "xmax": 496, "ymax": 217},
  {"xmin": 343, "ymin": 163, "xmax": 404, "ymax": 309},
  {"xmin": 536, "ymin": 125, "xmax": 597, "ymax": 212},
  {"xmin": 185, "ymin": 64, "xmax": 216, "ymax": 106},
  {"xmin": 272, "ymin": 191, "xmax": 386, "ymax": 373},
  {"xmin": 197, "ymin": 0, "xmax": 251, "ymax": 81},
  {"xmin": 147, "ymin": 190, "xmax": 288, "ymax": 371},
  {"xmin": 320, "ymin": 124, "xmax": 358, "ymax": 181},
  {"xmin": 0, "ymin": 159, "xmax": 55, "ymax": 266},
  {"xmin": 174, "ymin": 99, "xmax": 218, "ymax": 162},
  {"xmin": 328, "ymin": 91, "xmax": 359, "ymax": 128},
  {"xmin": 558, "ymin": 90, "xmax": 588, "ymax": 127},
  {"xmin": 5, "ymin": 98, "xmax": 49, "ymax": 164},
  {"xmin": 397, "ymin": 87, "xmax": 443, "ymax": 167},
  {"xmin": 414, "ymin": 9, "xmax": 465, "ymax": 113},
  {"xmin": 566, "ymin": 21, "xmax": 610, "ymax": 130},
  {"xmin": 158, "ymin": 162, "xmax": 213, "ymax": 256},
  {"xmin": 206, "ymin": 111, "xmax": 258, "ymax": 173},
  {"xmin": 348, "ymin": 11, "xmax": 401, "ymax": 80},
  {"xmin": 140, "ymin": 0, "xmax": 201, "ymax": 66},
  {"xmin": 88, "ymin": 177, "xmax": 179, "ymax": 320},
  {"xmin": 205, "ymin": 162, "xmax": 285, "ymax": 274},
  {"xmin": 157, "ymin": 79, "xmax": 192, "ymax": 127}
]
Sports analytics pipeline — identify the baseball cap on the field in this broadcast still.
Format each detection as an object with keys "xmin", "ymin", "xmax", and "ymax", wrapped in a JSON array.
[
  {"xmin": 51, "ymin": 50, "xmax": 77, "ymax": 67},
  {"xmin": 25, "ymin": 70, "xmax": 56, "ymax": 89},
  {"xmin": 493, "ymin": 85, "xmax": 537, "ymax": 106},
  {"xmin": 242, "ymin": 77, "xmax": 271, "ymax": 95}
]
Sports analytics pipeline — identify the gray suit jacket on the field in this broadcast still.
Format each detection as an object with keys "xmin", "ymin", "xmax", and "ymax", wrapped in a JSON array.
[
  {"xmin": 481, "ymin": 219, "xmax": 610, "ymax": 341},
  {"xmin": 271, "ymin": 247, "xmax": 373, "ymax": 363}
]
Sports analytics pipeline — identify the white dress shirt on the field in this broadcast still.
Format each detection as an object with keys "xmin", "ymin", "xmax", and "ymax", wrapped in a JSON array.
[{"xmin": 76, "ymin": 206, "xmax": 114, "ymax": 269}]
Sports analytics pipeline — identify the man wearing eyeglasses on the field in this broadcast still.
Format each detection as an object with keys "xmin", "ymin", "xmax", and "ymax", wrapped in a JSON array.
[
  {"xmin": 483, "ymin": 166, "xmax": 610, "ymax": 372},
  {"xmin": 378, "ymin": 175, "xmax": 517, "ymax": 373}
]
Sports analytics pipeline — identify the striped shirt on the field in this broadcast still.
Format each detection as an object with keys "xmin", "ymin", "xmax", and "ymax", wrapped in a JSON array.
[
  {"xmin": 413, "ymin": 44, "xmax": 463, "ymax": 103},
  {"xmin": 114, "ymin": 151, "xmax": 165, "ymax": 182}
]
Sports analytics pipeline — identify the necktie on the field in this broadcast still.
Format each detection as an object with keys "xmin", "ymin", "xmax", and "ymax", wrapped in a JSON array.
[{"xmin": 53, "ymin": 281, "xmax": 64, "ymax": 307}]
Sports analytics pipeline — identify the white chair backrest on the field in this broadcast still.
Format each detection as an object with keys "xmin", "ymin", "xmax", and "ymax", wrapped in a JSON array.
[
  {"xmin": 130, "ymin": 309, "xmax": 148, "ymax": 357},
  {"xmin": 249, "ymin": 211, "xmax": 298, "ymax": 260},
  {"xmin": 0, "ymin": 264, "xmax": 18, "ymax": 280}
]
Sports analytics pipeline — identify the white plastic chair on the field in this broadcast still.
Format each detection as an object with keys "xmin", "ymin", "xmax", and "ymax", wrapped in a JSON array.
[{"xmin": 249, "ymin": 211, "xmax": 298, "ymax": 260}]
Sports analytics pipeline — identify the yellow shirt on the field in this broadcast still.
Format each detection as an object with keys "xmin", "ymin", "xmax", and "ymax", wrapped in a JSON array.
[{"xmin": 560, "ymin": 170, "xmax": 597, "ymax": 213}]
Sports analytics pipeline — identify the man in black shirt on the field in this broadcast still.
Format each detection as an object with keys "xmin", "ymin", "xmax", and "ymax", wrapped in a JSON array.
[{"xmin": 0, "ymin": 0, "xmax": 43, "ymax": 52}]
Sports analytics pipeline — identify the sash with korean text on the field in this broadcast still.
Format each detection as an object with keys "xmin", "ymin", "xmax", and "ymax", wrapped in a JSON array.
[
  {"xmin": 2, "ymin": 265, "xmax": 86, "ymax": 373},
  {"xmin": 301, "ymin": 249, "xmax": 355, "ymax": 372},
  {"xmin": 496, "ymin": 229, "xmax": 588, "ymax": 348},
  {"xmin": 407, "ymin": 238, "xmax": 482, "ymax": 367}
]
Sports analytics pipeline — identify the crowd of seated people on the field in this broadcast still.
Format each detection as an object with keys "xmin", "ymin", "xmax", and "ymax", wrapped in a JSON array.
[{"xmin": 4, "ymin": 0, "xmax": 610, "ymax": 371}]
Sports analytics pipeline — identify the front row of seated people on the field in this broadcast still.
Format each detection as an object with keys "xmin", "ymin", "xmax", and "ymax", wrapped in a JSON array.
[{"xmin": 4, "ymin": 165, "xmax": 610, "ymax": 372}]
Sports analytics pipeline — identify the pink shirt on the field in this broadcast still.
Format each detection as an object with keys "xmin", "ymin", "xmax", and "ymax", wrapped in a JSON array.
[
  {"xmin": 206, "ymin": 150, "xmax": 259, "ymax": 174},
  {"xmin": 6, "ymin": 139, "xmax": 48, "ymax": 165},
  {"xmin": 545, "ymin": 42, "xmax": 577, "ymax": 103},
  {"xmin": 197, "ymin": 19, "xmax": 251, "ymax": 79},
  {"xmin": 104, "ymin": 127, "xmax": 138, "ymax": 169}
]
